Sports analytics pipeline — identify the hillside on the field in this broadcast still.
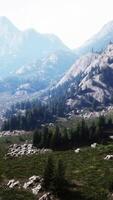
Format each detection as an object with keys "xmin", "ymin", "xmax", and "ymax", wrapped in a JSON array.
[
  {"xmin": 75, "ymin": 20, "xmax": 113, "ymax": 56},
  {"xmin": 0, "ymin": 16, "xmax": 69, "ymax": 78},
  {"xmin": 1, "ymin": 115, "xmax": 113, "ymax": 200},
  {"xmin": 54, "ymin": 43, "xmax": 113, "ymax": 111}
]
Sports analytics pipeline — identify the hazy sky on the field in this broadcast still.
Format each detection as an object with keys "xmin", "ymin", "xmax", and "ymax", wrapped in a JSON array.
[{"xmin": 0, "ymin": 0, "xmax": 113, "ymax": 48}]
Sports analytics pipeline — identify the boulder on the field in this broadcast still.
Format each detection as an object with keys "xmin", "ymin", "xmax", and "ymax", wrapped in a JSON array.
[
  {"xmin": 39, "ymin": 193, "xmax": 51, "ymax": 200},
  {"xmin": 23, "ymin": 175, "xmax": 41, "ymax": 189},
  {"xmin": 29, "ymin": 175, "xmax": 41, "ymax": 182},
  {"xmin": 74, "ymin": 148, "xmax": 80, "ymax": 153},
  {"xmin": 91, "ymin": 143, "xmax": 97, "ymax": 148},
  {"xmin": 104, "ymin": 155, "xmax": 113, "ymax": 160},
  {"xmin": 32, "ymin": 184, "xmax": 41, "ymax": 195},
  {"xmin": 7, "ymin": 179, "xmax": 15, "ymax": 187},
  {"xmin": 7, "ymin": 143, "xmax": 53, "ymax": 157},
  {"xmin": 7, "ymin": 179, "xmax": 20, "ymax": 189}
]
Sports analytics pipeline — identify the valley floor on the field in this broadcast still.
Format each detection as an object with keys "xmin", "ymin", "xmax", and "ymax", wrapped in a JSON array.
[{"xmin": 0, "ymin": 135, "xmax": 113, "ymax": 199}]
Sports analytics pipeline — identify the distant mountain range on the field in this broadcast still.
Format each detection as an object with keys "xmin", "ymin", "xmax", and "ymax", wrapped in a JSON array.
[
  {"xmin": 75, "ymin": 20, "xmax": 113, "ymax": 56},
  {"xmin": 1, "ymin": 17, "xmax": 113, "ymax": 113},
  {"xmin": 0, "ymin": 16, "xmax": 69, "ymax": 77},
  {"xmin": 0, "ymin": 50, "xmax": 76, "ymax": 94}
]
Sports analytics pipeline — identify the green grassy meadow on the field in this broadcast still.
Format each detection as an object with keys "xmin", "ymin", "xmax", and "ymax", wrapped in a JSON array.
[{"xmin": 0, "ymin": 135, "xmax": 113, "ymax": 199}]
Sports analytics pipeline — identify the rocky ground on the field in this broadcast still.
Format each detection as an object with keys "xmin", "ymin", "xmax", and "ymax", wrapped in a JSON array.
[
  {"xmin": 0, "ymin": 130, "xmax": 31, "ymax": 137},
  {"xmin": 67, "ymin": 105, "xmax": 113, "ymax": 119},
  {"xmin": 6, "ymin": 175, "xmax": 54, "ymax": 200},
  {"xmin": 6, "ymin": 143, "xmax": 52, "ymax": 158}
]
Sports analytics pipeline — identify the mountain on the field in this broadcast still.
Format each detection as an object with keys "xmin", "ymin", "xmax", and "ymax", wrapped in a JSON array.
[
  {"xmin": 0, "ymin": 50, "xmax": 76, "ymax": 94},
  {"xmin": 55, "ymin": 43, "xmax": 113, "ymax": 111},
  {"xmin": 0, "ymin": 16, "xmax": 69, "ymax": 77},
  {"xmin": 75, "ymin": 20, "xmax": 113, "ymax": 56},
  {"xmin": 15, "ymin": 50, "xmax": 76, "ymax": 80}
]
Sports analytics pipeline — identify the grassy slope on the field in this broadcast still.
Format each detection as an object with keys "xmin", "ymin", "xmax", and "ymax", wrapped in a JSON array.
[{"xmin": 0, "ymin": 136, "xmax": 113, "ymax": 200}]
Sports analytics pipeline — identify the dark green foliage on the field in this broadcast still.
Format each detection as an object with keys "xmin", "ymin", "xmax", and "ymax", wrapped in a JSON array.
[
  {"xmin": 32, "ymin": 117, "xmax": 112, "ymax": 150},
  {"xmin": 43, "ymin": 156, "xmax": 55, "ymax": 190},
  {"xmin": 54, "ymin": 159, "xmax": 66, "ymax": 193},
  {"xmin": 0, "ymin": 139, "xmax": 113, "ymax": 200},
  {"xmin": 0, "ymin": 188, "xmax": 35, "ymax": 200},
  {"xmin": 43, "ymin": 157, "xmax": 67, "ymax": 194},
  {"xmin": 33, "ymin": 129, "xmax": 41, "ymax": 147},
  {"xmin": 2, "ymin": 89, "xmax": 68, "ymax": 131},
  {"xmin": 3, "ymin": 105, "xmax": 55, "ymax": 131}
]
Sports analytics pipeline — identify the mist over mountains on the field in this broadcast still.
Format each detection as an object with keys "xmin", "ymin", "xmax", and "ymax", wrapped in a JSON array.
[
  {"xmin": 1, "ymin": 16, "xmax": 113, "ymax": 114},
  {"xmin": 0, "ymin": 16, "xmax": 69, "ymax": 78},
  {"xmin": 75, "ymin": 20, "xmax": 113, "ymax": 56}
]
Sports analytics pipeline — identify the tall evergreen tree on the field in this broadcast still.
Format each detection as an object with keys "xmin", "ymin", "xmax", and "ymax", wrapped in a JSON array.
[
  {"xmin": 55, "ymin": 159, "xmax": 66, "ymax": 193},
  {"xmin": 33, "ymin": 129, "xmax": 41, "ymax": 147},
  {"xmin": 43, "ymin": 156, "xmax": 55, "ymax": 190}
]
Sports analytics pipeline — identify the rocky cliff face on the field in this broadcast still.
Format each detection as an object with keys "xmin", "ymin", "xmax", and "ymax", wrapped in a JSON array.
[{"xmin": 55, "ymin": 44, "xmax": 113, "ymax": 110}]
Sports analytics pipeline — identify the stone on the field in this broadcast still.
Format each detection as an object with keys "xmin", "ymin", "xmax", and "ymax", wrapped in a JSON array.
[
  {"xmin": 104, "ymin": 155, "xmax": 113, "ymax": 160},
  {"xmin": 91, "ymin": 143, "xmax": 97, "ymax": 148},
  {"xmin": 23, "ymin": 175, "xmax": 41, "ymax": 189},
  {"xmin": 39, "ymin": 193, "xmax": 51, "ymax": 200},
  {"xmin": 7, "ymin": 179, "xmax": 15, "ymax": 187},
  {"xmin": 7, "ymin": 179, "xmax": 20, "ymax": 189},
  {"xmin": 32, "ymin": 184, "xmax": 41, "ymax": 195},
  {"xmin": 74, "ymin": 148, "xmax": 80, "ymax": 153},
  {"xmin": 6, "ymin": 143, "xmax": 52, "ymax": 157}
]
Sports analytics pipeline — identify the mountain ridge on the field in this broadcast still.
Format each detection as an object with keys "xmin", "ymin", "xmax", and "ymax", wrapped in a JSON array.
[
  {"xmin": 74, "ymin": 20, "xmax": 113, "ymax": 56},
  {"xmin": 53, "ymin": 43, "xmax": 113, "ymax": 112},
  {"xmin": 0, "ymin": 16, "xmax": 69, "ymax": 78}
]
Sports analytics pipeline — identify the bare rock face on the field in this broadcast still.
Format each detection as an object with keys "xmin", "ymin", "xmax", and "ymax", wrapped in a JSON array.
[
  {"xmin": 57, "ymin": 53, "xmax": 98, "ymax": 87},
  {"xmin": 55, "ymin": 43, "xmax": 113, "ymax": 111}
]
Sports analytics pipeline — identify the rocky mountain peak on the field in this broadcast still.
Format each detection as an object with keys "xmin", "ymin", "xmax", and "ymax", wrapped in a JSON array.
[
  {"xmin": 0, "ymin": 16, "xmax": 19, "ymax": 34},
  {"xmin": 54, "ymin": 43, "xmax": 113, "ymax": 110}
]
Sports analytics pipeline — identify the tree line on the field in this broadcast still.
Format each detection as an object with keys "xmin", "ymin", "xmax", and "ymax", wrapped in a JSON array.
[
  {"xmin": 33, "ymin": 116, "xmax": 113, "ymax": 150},
  {"xmin": 2, "ymin": 87, "xmax": 68, "ymax": 131},
  {"xmin": 2, "ymin": 80, "xmax": 102, "ymax": 132}
]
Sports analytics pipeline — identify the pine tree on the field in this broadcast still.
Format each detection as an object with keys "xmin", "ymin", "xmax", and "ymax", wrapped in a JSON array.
[
  {"xmin": 50, "ymin": 126, "xmax": 61, "ymax": 149},
  {"xmin": 33, "ymin": 129, "xmax": 41, "ymax": 147},
  {"xmin": 55, "ymin": 159, "xmax": 66, "ymax": 193},
  {"xmin": 43, "ymin": 156, "xmax": 55, "ymax": 190},
  {"xmin": 62, "ymin": 128, "xmax": 69, "ymax": 149}
]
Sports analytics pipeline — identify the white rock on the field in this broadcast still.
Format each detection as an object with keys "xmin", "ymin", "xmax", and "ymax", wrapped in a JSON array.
[
  {"xmin": 91, "ymin": 143, "xmax": 97, "ymax": 148},
  {"xmin": 23, "ymin": 180, "xmax": 34, "ymax": 189},
  {"xmin": 109, "ymin": 136, "xmax": 113, "ymax": 139},
  {"xmin": 104, "ymin": 155, "xmax": 113, "ymax": 160},
  {"xmin": 8, "ymin": 180, "xmax": 20, "ymax": 189},
  {"xmin": 74, "ymin": 148, "xmax": 80, "ymax": 153},
  {"xmin": 39, "ymin": 193, "xmax": 51, "ymax": 200},
  {"xmin": 23, "ymin": 175, "xmax": 41, "ymax": 189},
  {"xmin": 7, "ymin": 179, "xmax": 15, "ymax": 187},
  {"xmin": 7, "ymin": 143, "xmax": 52, "ymax": 157},
  {"xmin": 32, "ymin": 184, "xmax": 41, "ymax": 195}
]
